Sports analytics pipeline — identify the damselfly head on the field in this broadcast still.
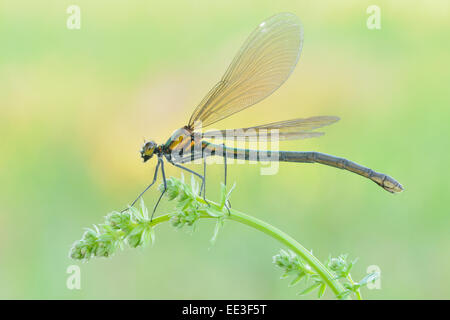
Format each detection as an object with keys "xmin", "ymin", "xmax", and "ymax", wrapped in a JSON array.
[{"xmin": 140, "ymin": 140, "xmax": 157, "ymax": 162}]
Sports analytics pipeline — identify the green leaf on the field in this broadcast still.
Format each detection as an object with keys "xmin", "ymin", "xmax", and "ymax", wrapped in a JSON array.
[
  {"xmin": 206, "ymin": 207, "xmax": 222, "ymax": 218},
  {"xmin": 140, "ymin": 198, "xmax": 148, "ymax": 219},
  {"xmin": 318, "ymin": 283, "xmax": 327, "ymax": 298},
  {"xmin": 280, "ymin": 272, "xmax": 289, "ymax": 280},
  {"xmin": 288, "ymin": 273, "xmax": 305, "ymax": 287},
  {"xmin": 210, "ymin": 219, "xmax": 223, "ymax": 244},
  {"xmin": 226, "ymin": 182, "xmax": 236, "ymax": 202},
  {"xmin": 190, "ymin": 175, "xmax": 199, "ymax": 196},
  {"xmin": 141, "ymin": 228, "xmax": 152, "ymax": 246},
  {"xmin": 337, "ymin": 290, "xmax": 352, "ymax": 300},
  {"xmin": 219, "ymin": 183, "xmax": 227, "ymax": 208},
  {"xmin": 297, "ymin": 281, "xmax": 322, "ymax": 296},
  {"xmin": 128, "ymin": 224, "xmax": 144, "ymax": 237}
]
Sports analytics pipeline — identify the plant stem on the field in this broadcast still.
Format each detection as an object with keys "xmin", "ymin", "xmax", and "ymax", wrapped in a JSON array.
[
  {"xmin": 347, "ymin": 274, "xmax": 362, "ymax": 300},
  {"xmin": 147, "ymin": 197, "xmax": 348, "ymax": 299},
  {"xmin": 227, "ymin": 209, "xmax": 347, "ymax": 298}
]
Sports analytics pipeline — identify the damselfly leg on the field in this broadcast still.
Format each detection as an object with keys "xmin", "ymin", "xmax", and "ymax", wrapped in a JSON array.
[
  {"xmin": 222, "ymin": 143, "xmax": 231, "ymax": 214},
  {"xmin": 151, "ymin": 157, "xmax": 167, "ymax": 221},
  {"xmin": 202, "ymin": 156, "xmax": 206, "ymax": 198},
  {"xmin": 122, "ymin": 158, "xmax": 161, "ymax": 213}
]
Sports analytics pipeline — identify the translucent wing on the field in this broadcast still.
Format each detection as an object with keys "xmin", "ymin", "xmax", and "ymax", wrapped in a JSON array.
[
  {"xmin": 188, "ymin": 12, "xmax": 304, "ymax": 128},
  {"xmin": 202, "ymin": 116, "xmax": 340, "ymax": 141}
]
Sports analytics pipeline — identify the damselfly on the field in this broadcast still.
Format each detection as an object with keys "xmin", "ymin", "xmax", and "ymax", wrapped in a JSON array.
[{"xmin": 127, "ymin": 12, "xmax": 403, "ymax": 217}]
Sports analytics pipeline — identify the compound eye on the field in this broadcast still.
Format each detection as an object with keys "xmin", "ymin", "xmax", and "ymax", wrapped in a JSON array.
[{"xmin": 146, "ymin": 143, "xmax": 156, "ymax": 155}]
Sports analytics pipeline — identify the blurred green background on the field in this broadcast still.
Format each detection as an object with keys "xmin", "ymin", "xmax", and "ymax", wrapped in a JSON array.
[{"xmin": 1, "ymin": 0, "xmax": 449, "ymax": 299}]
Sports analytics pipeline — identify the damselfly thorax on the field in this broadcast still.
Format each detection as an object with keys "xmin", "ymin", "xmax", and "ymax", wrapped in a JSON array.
[
  {"xmin": 163, "ymin": 126, "xmax": 199, "ymax": 160},
  {"xmin": 141, "ymin": 126, "xmax": 203, "ymax": 162}
]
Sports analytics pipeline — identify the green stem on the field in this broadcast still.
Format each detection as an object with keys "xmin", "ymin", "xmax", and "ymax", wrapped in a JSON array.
[
  {"xmin": 227, "ymin": 209, "xmax": 347, "ymax": 298},
  {"xmin": 347, "ymin": 274, "xmax": 362, "ymax": 300},
  {"xmin": 148, "ymin": 198, "xmax": 347, "ymax": 299}
]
